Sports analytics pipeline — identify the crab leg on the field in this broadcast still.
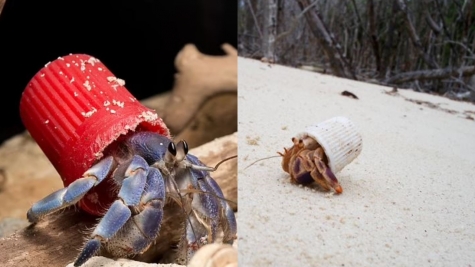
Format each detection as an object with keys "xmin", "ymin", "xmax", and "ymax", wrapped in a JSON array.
[
  {"xmin": 74, "ymin": 156, "xmax": 149, "ymax": 266},
  {"xmin": 180, "ymin": 211, "xmax": 209, "ymax": 263},
  {"xmin": 193, "ymin": 178, "xmax": 220, "ymax": 243},
  {"xmin": 313, "ymin": 148, "xmax": 343, "ymax": 194},
  {"xmin": 205, "ymin": 175, "xmax": 237, "ymax": 244},
  {"xmin": 126, "ymin": 167, "xmax": 166, "ymax": 253},
  {"xmin": 27, "ymin": 156, "xmax": 115, "ymax": 223},
  {"xmin": 185, "ymin": 154, "xmax": 236, "ymax": 245}
]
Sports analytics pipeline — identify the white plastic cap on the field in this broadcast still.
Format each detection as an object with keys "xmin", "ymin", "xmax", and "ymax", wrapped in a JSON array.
[{"xmin": 297, "ymin": 116, "xmax": 362, "ymax": 173}]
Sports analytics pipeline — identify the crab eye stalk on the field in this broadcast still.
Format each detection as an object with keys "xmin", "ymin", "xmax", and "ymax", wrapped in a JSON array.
[
  {"xmin": 164, "ymin": 142, "xmax": 177, "ymax": 164},
  {"xmin": 175, "ymin": 140, "xmax": 189, "ymax": 162},
  {"xmin": 182, "ymin": 140, "xmax": 189, "ymax": 155},
  {"xmin": 168, "ymin": 142, "xmax": 177, "ymax": 156}
]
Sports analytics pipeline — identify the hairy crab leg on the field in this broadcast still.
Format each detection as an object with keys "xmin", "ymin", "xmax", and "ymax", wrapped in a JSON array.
[
  {"xmin": 173, "ymin": 152, "xmax": 237, "ymax": 262},
  {"xmin": 204, "ymin": 175, "xmax": 237, "ymax": 244},
  {"xmin": 313, "ymin": 148, "xmax": 343, "ymax": 194},
  {"xmin": 288, "ymin": 151, "xmax": 316, "ymax": 185},
  {"xmin": 132, "ymin": 167, "xmax": 166, "ymax": 251},
  {"xmin": 177, "ymin": 211, "xmax": 209, "ymax": 264},
  {"xmin": 27, "ymin": 156, "xmax": 115, "ymax": 223},
  {"xmin": 111, "ymin": 167, "xmax": 166, "ymax": 254},
  {"xmin": 74, "ymin": 155, "xmax": 149, "ymax": 266},
  {"xmin": 193, "ymin": 178, "xmax": 221, "ymax": 243},
  {"xmin": 309, "ymin": 168, "xmax": 331, "ymax": 191}
]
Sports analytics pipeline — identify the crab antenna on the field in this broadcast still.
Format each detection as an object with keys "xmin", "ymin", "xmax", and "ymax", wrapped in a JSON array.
[
  {"xmin": 189, "ymin": 155, "xmax": 238, "ymax": 172},
  {"xmin": 180, "ymin": 188, "xmax": 237, "ymax": 206},
  {"xmin": 243, "ymin": 155, "xmax": 281, "ymax": 170}
]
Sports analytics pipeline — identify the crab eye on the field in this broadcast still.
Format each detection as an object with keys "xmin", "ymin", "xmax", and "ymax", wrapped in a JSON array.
[
  {"xmin": 168, "ymin": 142, "xmax": 177, "ymax": 156},
  {"xmin": 181, "ymin": 140, "xmax": 189, "ymax": 155}
]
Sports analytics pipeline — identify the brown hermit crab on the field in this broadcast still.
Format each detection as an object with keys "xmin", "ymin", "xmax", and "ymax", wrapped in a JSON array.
[{"xmin": 278, "ymin": 116, "xmax": 362, "ymax": 193}]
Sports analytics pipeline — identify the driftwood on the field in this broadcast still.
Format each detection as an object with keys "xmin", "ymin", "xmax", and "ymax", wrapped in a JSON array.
[
  {"xmin": 0, "ymin": 133, "xmax": 237, "ymax": 267},
  {"xmin": 385, "ymin": 65, "xmax": 475, "ymax": 85},
  {"xmin": 143, "ymin": 92, "xmax": 237, "ymax": 149},
  {"xmin": 157, "ymin": 44, "xmax": 237, "ymax": 135}
]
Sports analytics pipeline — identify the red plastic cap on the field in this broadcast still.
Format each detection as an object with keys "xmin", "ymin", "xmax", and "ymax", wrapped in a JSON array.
[{"xmin": 20, "ymin": 54, "xmax": 170, "ymax": 215}]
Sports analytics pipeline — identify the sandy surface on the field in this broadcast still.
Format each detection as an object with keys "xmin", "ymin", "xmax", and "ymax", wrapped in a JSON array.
[
  {"xmin": 65, "ymin": 257, "xmax": 182, "ymax": 267},
  {"xmin": 238, "ymin": 57, "xmax": 475, "ymax": 266}
]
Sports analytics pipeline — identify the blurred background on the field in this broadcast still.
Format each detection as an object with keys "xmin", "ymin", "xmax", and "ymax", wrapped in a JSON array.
[
  {"xmin": 238, "ymin": 0, "xmax": 475, "ymax": 103},
  {"xmin": 0, "ymin": 0, "xmax": 237, "ymax": 144}
]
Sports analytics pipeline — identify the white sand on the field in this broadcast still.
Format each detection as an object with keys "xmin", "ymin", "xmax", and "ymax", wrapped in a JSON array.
[{"xmin": 238, "ymin": 57, "xmax": 475, "ymax": 266}]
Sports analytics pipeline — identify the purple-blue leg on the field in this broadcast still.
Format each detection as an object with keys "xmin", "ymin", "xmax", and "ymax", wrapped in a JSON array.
[
  {"xmin": 194, "ymin": 178, "xmax": 220, "ymax": 241},
  {"xmin": 205, "ymin": 175, "xmax": 237, "ymax": 244},
  {"xmin": 127, "ymin": 167, "xmax": 166, "ymax": 253},
  {"xmin": 182, "ymin": 212, "xmax": 209, "ymax": 263},
  {"xmin": 74, "ymin": 155, "xmax": 149, "ymax": 267},
  {"xmin": 27, "ymin": 156, "xmax": 115, "ymax": 223},
  {"xmin": 187, "ymin": 155, "xmax": 236, "ymax": 244}
]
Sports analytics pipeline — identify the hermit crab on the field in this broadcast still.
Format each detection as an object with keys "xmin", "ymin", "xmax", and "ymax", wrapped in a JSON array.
[
  {"xmin": 278, "ymin": 117, "xmax": 362, "ymax": 193},
  {"xmin": 20, "ymin": 54, "xmax": 236, "ymax": 266}
]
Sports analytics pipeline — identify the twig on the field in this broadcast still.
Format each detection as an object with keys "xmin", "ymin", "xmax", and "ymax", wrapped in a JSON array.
[
  {"xmin": 385, "ymin": 65, "xmax": 475, "ymax": 87},
  {"xmin": 245, "ymin": 0, "xmax": 263, "ymax": 41},
  {"xmin": 274, "ymin": 0, "xmax": 318, "ymax": 42}
]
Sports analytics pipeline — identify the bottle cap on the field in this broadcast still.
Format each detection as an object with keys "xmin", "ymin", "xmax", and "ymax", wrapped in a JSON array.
[{"xmin": 20, "ymin": 54, "xmax": 170, "ymax": 215}]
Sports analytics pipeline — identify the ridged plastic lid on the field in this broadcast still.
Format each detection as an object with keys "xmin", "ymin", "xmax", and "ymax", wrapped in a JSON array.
[
  {"xmin": 298, "ymin": 116, "xmax": 362, "ymax": 173},
  {"xmin": 20, "ymin": 54, "xmax": 170, "ymax": 215}
]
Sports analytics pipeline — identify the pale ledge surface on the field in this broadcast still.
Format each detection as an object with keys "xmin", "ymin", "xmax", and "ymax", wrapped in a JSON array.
[
  {"xmin": 238, "ymin": 57, "xmax": 475, "ymax": 267},
  {"xmin": 65, "ymin": 257, "xmax": 182, "ymax": 267},
  {"xmin": 64, "ymin": 213, "xmax": 238, "ymax": 267}
]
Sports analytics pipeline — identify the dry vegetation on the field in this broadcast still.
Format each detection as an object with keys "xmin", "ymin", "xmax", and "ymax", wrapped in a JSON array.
[{"xmin": 238, "ymin": 0, "xmax": 475, "ymax": 102}]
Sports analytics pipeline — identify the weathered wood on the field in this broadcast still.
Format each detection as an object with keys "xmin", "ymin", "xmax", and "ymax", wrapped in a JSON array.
[
  {"xmin": 143, "ymin": 92, "xmax": 237, "ymax": 149},
  {"xmin": 385, "ymin": 65, "xmax": 475, "ymax": 85},
  {"xmin": 0, "ymin": 208, "xmax": 96, "ymax": 267},
  {"xmin": 0, "ymin": 133, "xmax": 237, "ymax": 267},
  {"xmin": 157, "ymin": 44, "xmax": 237, "ymax": 135}
]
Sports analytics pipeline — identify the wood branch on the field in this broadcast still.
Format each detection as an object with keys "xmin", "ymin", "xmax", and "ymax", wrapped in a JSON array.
[
  {"xmin": 380, "ymin": 1, "xmax": 400, "ymax": 79},
  {"xmin": 396, "ymin": 0, "xmax": 439, "ymax": 69},
  {"xmin": 245, "ymin": 0, "xmax": 263, "ymax": 40},
  {"xmin": 274, "ymin": 0, "xmax": 318, "ymax": 43},
  {"xmin": 385, "ymin": 65, "xmax": 475, "ymax": 85},
  {"xmin": 262, "ymin": 0, "xmax": 277, "ymax": 61},
  {"xmin": 424, "ymin": 9, "xmax": 442, "ymax": 34},
  {"xmin": 367, "ymin": 0, "xmax": 382, "ymax": 72},
  {"xmin": 157, "ymin": 44, "xmax": 237, "ymax": 135},
  {"xmin": 295, "ymin": 0, "xmax": 356, "ymax": 80},
  {"xmin": 0, "ymin": 133, "xmax": 237, "ymax": 267}
]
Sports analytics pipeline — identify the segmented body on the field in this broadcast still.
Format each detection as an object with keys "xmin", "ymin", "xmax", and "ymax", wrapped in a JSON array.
[{"xmin": 27, "ymin": 131, "xmax": 237, "ymax": 266}]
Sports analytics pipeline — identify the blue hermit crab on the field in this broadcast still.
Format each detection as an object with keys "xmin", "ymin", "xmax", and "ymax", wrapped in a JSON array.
[{"xmin": 20, "ymin": 54, "xmax": 236, "ymax": 266}]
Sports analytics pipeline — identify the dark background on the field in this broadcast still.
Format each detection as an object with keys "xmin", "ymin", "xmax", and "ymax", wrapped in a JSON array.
[{"xmin": 0, "ymin": 0, "xmax": 237, "ymax": 144}]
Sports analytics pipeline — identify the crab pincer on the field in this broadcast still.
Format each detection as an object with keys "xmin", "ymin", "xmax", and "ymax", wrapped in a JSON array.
[{"xmin": 20, "ymin": 54, "xmax": 236, "ymax": 266}]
